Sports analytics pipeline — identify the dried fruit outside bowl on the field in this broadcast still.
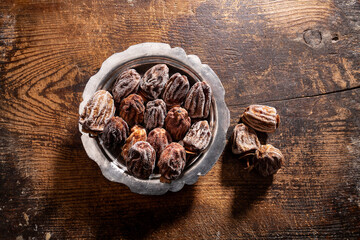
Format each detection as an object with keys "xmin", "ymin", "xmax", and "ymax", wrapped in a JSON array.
[{"xmin": 78, "ymin": 43, "xmax": 230, "ymax": 195}]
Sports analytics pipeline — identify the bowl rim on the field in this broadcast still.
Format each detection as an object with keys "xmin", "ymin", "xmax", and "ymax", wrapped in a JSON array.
[{"xmin": 79, "ymin": 42, "xmax": 230, "ymax": 195}]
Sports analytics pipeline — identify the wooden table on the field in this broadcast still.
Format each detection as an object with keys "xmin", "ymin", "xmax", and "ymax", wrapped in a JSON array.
[{"xmin": 1, "ymin": 1, "xmax": 359, "ymax": 239}]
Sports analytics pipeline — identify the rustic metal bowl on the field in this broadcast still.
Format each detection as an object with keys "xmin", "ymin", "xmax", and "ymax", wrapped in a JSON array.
[{"xmin": 79, "ymin": 43, "xmax": 230, "ymax": 195}]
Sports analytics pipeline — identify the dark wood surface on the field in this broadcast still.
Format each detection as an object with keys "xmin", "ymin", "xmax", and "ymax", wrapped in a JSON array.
[{"xmin": 1, "ymin": 0, "xmax": 359, "ymax": 239}]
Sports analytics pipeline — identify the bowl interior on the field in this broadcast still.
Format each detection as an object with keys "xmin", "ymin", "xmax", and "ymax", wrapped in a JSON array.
[{"xmin": 95, "ymin": 56, "xmax": 217, "ymax": 180}]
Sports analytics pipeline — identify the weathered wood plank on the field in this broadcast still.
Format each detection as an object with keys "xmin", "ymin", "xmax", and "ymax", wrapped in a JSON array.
[
  {"xmin": 1, "ymin": 1, "xmax": 359, "ymax": 106},
  {"xmin": 0, "ymin": 0, "xmax": 359, "ymax": 239},
  {"xmin": 1, "ymin": 89, "xmax": 358, "ymax": 239}
]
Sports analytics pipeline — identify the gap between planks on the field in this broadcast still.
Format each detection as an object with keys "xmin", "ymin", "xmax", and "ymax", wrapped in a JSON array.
[{"xmin": 227, "ymin": 85, "xmax": 360, "ymax": 107}]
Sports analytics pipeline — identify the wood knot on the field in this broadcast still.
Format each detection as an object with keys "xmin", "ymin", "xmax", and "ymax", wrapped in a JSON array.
[{"xmin": 303, "ymin": 29, "xmax": 322, "ymax": 47}]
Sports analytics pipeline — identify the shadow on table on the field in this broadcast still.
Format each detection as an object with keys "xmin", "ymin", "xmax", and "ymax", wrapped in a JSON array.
[
  {"xmin": 221, "ymin": 134, "xmax": 273, "ymax": 218},
  {"xmin": 48, "ymin": 135, "xmax": 194, "ymax": 240}
]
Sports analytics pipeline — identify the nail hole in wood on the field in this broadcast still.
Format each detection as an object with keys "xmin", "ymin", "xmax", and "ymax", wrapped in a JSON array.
[{"xmin": 332, "ymin": 34, "xmax": 339, "ymax": 43}]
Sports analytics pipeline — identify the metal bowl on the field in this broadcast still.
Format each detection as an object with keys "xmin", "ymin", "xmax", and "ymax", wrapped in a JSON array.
[{"xmin": 79, "ymin": 43, "xmax": 230, "ymax": 195}]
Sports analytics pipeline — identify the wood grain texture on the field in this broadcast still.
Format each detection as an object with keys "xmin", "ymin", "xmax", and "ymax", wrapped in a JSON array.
[{"xmin": 0, "ymin": 0, "xmax": 359, "ymax": 239}]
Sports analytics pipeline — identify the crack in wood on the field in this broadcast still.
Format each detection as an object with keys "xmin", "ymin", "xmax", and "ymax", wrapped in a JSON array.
[{"xmin": 228, "ymin": 85, "xmax": 360, "ymax": 107}]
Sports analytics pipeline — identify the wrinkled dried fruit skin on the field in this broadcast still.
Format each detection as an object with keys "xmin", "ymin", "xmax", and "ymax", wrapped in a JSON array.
[
  {"xmin": 158, "ymin": 142, "xmax": 186, "ymax": 181},
  {"xmin": 121, "ymin": 125, "xmax": 147, "ymax": 161},
  {"xmin": 184, "ymin": 81, "xmax": 212, "ymax": 119},
  {"xmin": 126, "ymin": 141, "xmax": 156, "ymax": 179},
  {"xmin": 232, "ymin": 123, "xmax": 260, "ymax": 155},
  {"xmin": 144, "ymin": 99, "xmax": 167, "ymax": 130},
  {"xmin": 164, "ymin": 107, "xmax": 191, "ymax": 141},
  {"xmin": 139, "ymin": 64, "xmax": 169, "ymax": 100},
  {"xmin": 119, "ymin": 94, "xmax": 145, "ymax": 127},
  {"xmin": 241, "ymin": 105, "xmax": 280, "ymax": 133},
  {"xmin": 79, "ymin": 90, "xmax": 115, "ymax": 134},
  {"xmin": 254, "ymin": 144, "xmax": 284, "ymax": 176},
  {"xmin": 147, "ymin": 128, "xmax": 172, "ymax": 157},
  {"xmin": 101, "ymin": 116, "xmax": 129, "ymax": 150},
  {"xmin": 112, "ymin": 69, "xmax": 141, "ymax": 105},
  {"xmin": 183, "ymin": 120, "xmax": 212, "ymax": 152},
  {"xmin": 162, "ymin": 73, "xmax": 190, "ymax": 108}
]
